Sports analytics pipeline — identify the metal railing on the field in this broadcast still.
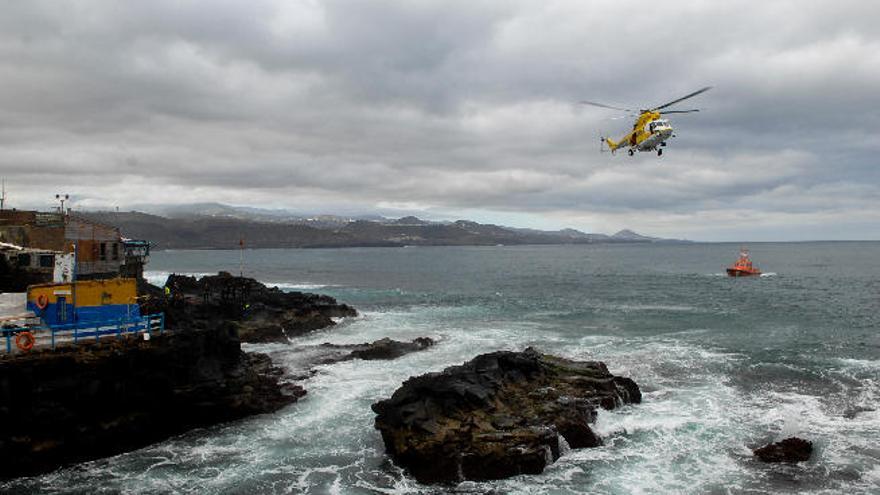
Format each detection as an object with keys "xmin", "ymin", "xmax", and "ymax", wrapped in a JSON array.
[{"xmin": 2, "ymin": 313, "xmax": 165, "ymax": 353}]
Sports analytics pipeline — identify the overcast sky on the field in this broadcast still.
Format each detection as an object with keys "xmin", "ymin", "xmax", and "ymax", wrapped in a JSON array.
[{"xmin": 1, "ymin": 1, "xmax": 878, "ymax": 240}]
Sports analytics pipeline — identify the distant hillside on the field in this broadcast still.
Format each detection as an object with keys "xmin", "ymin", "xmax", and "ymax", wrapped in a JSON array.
[{"xmin": 79, "ymin": 210, "xmax": 687, "ymax": 250}]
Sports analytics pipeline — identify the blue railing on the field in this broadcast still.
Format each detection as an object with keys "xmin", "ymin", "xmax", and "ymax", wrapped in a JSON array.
[{"xmin": 2, "ymin": 313, "xmax": 165, "ymax": 353}]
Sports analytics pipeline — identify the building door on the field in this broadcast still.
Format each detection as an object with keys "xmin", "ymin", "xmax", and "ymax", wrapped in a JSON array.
[{"xmin": 56, "ymin": 296, "xmax": 70, "ymax": 324}]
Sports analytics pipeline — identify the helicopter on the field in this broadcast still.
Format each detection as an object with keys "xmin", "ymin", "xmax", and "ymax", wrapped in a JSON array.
[{"xmin": 581, "ymin": 86, "xmax": 711, "ymax": 156}]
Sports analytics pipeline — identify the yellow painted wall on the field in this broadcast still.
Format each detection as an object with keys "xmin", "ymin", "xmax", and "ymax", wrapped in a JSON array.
[{"xmin": 27, "ymin": 278, "xmax": 138, "ymax": 307}]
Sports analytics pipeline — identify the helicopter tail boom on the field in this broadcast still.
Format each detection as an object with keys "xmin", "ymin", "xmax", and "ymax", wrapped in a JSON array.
[{"xmin": 603, "ymin": 136, "xmax": 620, "ymax": 152}]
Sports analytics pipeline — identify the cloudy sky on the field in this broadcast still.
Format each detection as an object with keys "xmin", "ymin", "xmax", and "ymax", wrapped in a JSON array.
[{"xmin": 1, "ymin": 1, "xmax": 878, "ymax": 240}]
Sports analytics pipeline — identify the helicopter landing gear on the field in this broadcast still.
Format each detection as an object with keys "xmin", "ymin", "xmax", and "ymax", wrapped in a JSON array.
[
  {"xmin": 657, "ymin": 148, "xmax": 663, "ymax": 156},
  {"xmin": 628, "ymin": 149, "xmax": 634, "ymax": 156}
]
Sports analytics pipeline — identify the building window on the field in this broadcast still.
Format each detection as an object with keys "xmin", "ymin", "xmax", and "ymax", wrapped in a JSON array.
[
  {"xmin": 17, "ymin": 253, "xmax": 31, "ymax": 267},
  {"xmin": 100, "ymin": 243, "xmax": 107, "ymax": 261},
  {"xmin": 39, "ymin": 254, "xmax": 55, "ymax": 268},
  {"xmin": 112, "ymin": 243, "xmax": 119, "ymax": 260}
]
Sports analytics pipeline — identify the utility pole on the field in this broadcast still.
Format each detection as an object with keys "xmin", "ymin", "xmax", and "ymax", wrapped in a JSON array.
[
  {"xmin": 55, "ymin": 193, "xmax": 69, "ymax": 213},
  {"xmin": 239, "ymin": 237, "xmax": 244, "ymax": 277},
  {"xmin": 0, "ymin": 178, "xmax": 6, "ymax": 210}
]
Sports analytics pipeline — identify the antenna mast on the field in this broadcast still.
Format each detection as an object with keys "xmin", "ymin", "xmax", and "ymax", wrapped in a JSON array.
[{"xmin": 239, "ymin": 236, "xmax": 244, "ymax": 277}]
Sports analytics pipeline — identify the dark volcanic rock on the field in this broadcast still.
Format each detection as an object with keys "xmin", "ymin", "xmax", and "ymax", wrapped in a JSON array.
[
  {"xmin": 371, "ymin": 348, "xmax": 640, "ymax": 484},
  {"xmin": 0, "ymin": 326, "xmax": 301, "ymax": 480},
  {"xmin": 145, "ymin": 272, "xmax": 357, "ymax": 343},
  {"xmin": 754, "ymin": 437, "xmax": 813, "ymax": 463},
  {"xmin": 321, "ymin": 337, "xmax": 435, "ymax": 362}
]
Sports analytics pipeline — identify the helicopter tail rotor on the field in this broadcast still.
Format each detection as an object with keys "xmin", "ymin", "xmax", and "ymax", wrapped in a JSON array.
[{"xmin": 601, "ymin": 136, "xmax": 619, "ymax": 154}]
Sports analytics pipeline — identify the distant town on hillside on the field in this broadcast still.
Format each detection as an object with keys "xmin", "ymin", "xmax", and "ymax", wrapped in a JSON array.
[{"xmin": 76, "ymin": 203, "xmax": 689, "ymax": 250}]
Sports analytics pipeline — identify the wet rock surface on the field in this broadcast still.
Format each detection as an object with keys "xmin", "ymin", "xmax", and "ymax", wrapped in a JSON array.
[
  {"xmin": 259, "ymin": 337, "xmax": 438, "ymax": 383},
  {"xmin": 319, "ymin": 337, "xmax": 436, "ymax": 363},
  {"xmin": 0, "ymin": 326, "xmax": 300, "ymax": 480},
  {"xmin": 142, "ymin": 272, "xmax": 357, "ymax": 343},
  {"xmin": 371, "ymin": 348, "xmax": 640, "ymax": 484},
  {"xmin": 754, "ymin": 437, "xmax": 813, "ymax": 463}
]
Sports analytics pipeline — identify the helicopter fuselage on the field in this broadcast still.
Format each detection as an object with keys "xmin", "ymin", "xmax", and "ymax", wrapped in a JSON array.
[{"xmin": 604, "ymin": 111, "xmax": 674, "ymax": 155}]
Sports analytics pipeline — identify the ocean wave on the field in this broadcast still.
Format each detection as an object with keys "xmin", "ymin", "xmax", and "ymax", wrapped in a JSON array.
[{"xmin": 267, "ymin": 282, "xmax": 337, "ymax": 291}]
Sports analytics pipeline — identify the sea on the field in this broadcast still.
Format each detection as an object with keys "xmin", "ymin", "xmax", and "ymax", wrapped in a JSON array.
[{"xmin": 4, "ymin": 242, "xmax": 879, "ymax": 494}]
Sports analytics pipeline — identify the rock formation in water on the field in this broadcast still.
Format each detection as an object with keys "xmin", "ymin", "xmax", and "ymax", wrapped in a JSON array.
[
  {"xmin": 142, "ymin": 272, "xmax": 357, "ymax": 343},
  {"xmin": 371, "ymin": 348, "xmax": 640, "ymax": 484},
  {"xmin": 753, "ymin": 437, "xmax": 813, "ymax": 463},
  {"xmin": 319, "ymin": 337, "xmax": 435, "ymax": 363},
  {"xmin": 0, "ymin": 325, "xmax": 301, "ymax": 480}
]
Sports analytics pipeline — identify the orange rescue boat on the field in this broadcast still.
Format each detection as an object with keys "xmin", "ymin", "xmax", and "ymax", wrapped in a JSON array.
[{"xmin": 726, "ymin": 248, "xmax": 761, "ymax": 277}]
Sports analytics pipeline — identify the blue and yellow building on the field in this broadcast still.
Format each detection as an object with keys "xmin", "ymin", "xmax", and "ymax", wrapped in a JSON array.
[{"xmin": 26, "ymin": 278, "xmax": 141, "ymax": 328}]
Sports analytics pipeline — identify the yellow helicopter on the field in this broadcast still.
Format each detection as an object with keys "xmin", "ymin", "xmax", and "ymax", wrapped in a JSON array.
[{"xmin": 581, "ymin": 86, "xmax": 711, "ymax": 156}]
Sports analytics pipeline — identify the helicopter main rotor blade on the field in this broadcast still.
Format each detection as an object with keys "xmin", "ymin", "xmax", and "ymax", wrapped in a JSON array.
[
  {"xmin": 650, "ymin": 86, "xmax": 712, "ymax": 111},
  {"xmin": 579, "ymin": 100, "xmax": 634, "ymax": 112},
  {"xmin": 660, "ymin": 109, "xmax": 700, "ymax": 114}
]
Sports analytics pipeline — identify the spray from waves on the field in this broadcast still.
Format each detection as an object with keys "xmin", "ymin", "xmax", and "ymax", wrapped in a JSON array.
[
  {"xmin": 267, "ymin": 282, "xmax": 336, "ymax": 291},
  {"xmin": 707, "ymin": 272, "xmax": 777, "ymax": 278}
]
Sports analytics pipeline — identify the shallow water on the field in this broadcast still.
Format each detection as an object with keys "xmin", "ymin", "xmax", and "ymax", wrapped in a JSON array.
[{"xmin": 4, "ymin": 242, "xmax": 879, "ymax": 494}]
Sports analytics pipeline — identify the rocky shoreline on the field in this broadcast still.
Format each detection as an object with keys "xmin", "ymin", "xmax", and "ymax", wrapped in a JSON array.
[
  {"xmin": 143, "ymin": 272, "xmax": 358, "ymax": 343},
  {"xmin": 0, "ymin": 325, "xmax": 299, "ymax": 480},
  {"xmin": 0, "ymin": 272, "xmax": 366, "ymax": 480},
  {"xmin": 372, "ymin": 348, "xmax": 641, "ymax": 484},
  {"xmin": 0, "ymin": 271, "xmax": 452, "ymax": 480}
]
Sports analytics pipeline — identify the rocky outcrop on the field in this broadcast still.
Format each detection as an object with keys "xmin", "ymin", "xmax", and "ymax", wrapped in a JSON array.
[
  {"xmin": 0, "ymin": 325, "xmax": 301, "ymax": 480},
  {"xmin": 371, "ymin": 348, "xmax": 640, "ymax": 484},
  {"xmin": 270, "ymin": 337, "xmax": 437, "ymax": 382},
  {"xmin": 143, "ymin": 272, "xmax": 357, "ymax": 343},
  {"xmin": 320, "ymin": 337, "xmax": 435, "ymax": 363},
  {"xmin": 753, "ymin": 437, "xmax": 813, "ymax": 463}
]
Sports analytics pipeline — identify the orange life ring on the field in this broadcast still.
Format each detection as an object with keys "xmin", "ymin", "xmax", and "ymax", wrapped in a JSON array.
[
  {"xmin": 35, "ymin": 294, "xmax": 49, "ymax": 310},
  {"xmin": 15, "ymin": 331, "xmax": 35, "ymax": 351}
]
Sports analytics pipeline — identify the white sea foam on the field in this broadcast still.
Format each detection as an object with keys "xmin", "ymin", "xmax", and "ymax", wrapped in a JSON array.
[{"xmin": 269, "ymin": 282, "xmax": 337, "ymax": 291}]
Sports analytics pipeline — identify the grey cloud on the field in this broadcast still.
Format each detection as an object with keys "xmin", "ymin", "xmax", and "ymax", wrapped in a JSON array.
[{"xmin": 0, "ymin": 0, "xmax": 878, "ymax": 240}]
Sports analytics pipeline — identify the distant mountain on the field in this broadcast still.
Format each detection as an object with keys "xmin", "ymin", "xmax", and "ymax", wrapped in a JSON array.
[
  {"xmin": 511, "ymin": 227, "xmax": 612, "ymax": 242},
  {"xmin": 131, "ymin": 202, "xmax": 384, "ymax": 226},
  {"xmin": 77, "ymin": 208, "xmax": 687, "ymax": 250},
  {"xmin": 612, "ymin": 229, "xmax": 656, "ymax": 241},
  {"xmin": 385, "ymin": 216, "xmax": 434, "ymax": 226},
  {"xmin": 611, "ymin": 229, "xmax": 687, "ymax": 243}
]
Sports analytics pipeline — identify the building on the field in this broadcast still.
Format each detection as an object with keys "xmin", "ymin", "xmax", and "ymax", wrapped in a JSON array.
[
  {"xmin": 26, "ymin": 278, "xmax": 140, "ymax": 328},
  {"xmin": 0, "ymin": 242, "xmax": 62, "ymax": 290},
  {"xmin": 0, "ymin": 210, "xmax": 148, "ymax": 284},
  {"xmin": 64, "ymin": 214, "xmax": 124, "ymax": 279},
  {"xmin": 120, "ymin": 239, "xmax": 150, "ymax": 279}
]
